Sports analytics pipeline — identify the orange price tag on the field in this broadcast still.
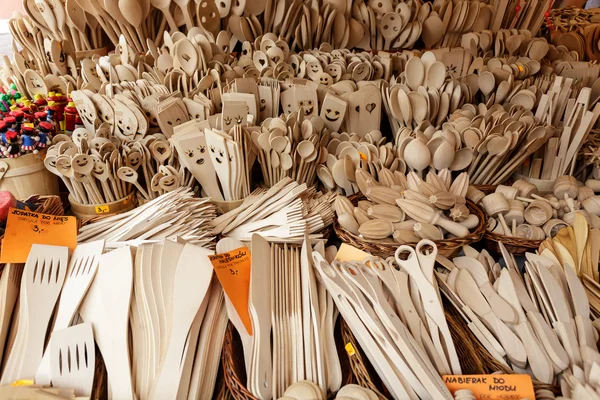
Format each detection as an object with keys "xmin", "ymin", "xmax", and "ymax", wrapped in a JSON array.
[
  {"xmin": 0, "ymin": 209, "xmax": 77, "ymax": 263},
  {"xmin": 209, "ymin": 246, "xmax": 253, "ymax": 335},
  {"xmin": 443, "ymin": 374, "xmax": 535, "ymax": 400},
  {"xmin": 335, "ymin": 243, "xmax": 371, "ymax": 263}
]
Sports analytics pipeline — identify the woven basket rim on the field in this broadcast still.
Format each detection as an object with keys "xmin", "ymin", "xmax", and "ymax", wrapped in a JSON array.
[
  {"xmin": 483, "ymin": 229, "xmax": 544, "ymax": 247},
  {"xmin": 333, "ymin": 194, "xmax": 487, "ymax": 256}
]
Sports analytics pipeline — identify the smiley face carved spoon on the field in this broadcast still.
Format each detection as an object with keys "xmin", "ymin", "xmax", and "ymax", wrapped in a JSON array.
[
  {"xmin": 118, "ymin": 166, "xmax": 150, "ymax": 199},
  {"xmin": 72, "ymin": 154, "xmax": 105, "ymax": 203}
]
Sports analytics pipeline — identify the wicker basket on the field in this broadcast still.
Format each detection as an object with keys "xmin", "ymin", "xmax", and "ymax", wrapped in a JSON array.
[
  {"xmin": 340, "ymin": 298, "xmax": 560, "ymax": 397},
  {"xmin": 24, "ymin": 194, "xmax": 64, "ymax": 216},
  {"xmin": 333, "ymin": 194, "xmax": 487, "ymax": 258},
  {"xmin": 443, "ymin": 297, "xmax": 561, "ymax": 394},
  {"xmin": 473, "ymin": 185, "xmax": 497, "ymax": 194},
  {"xmin": 222, "ymin": 321, "xmax": 353, "ymax": 399},
  {"xmin": 482, "ymin": 230, "xmax": 543, "ymax": 256}
]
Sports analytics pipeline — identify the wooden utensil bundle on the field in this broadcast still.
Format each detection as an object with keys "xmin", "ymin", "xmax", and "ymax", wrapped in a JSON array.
[
  {"xmin": 440, "ymin": 102, "xmax": 553, "ymax": 184},
  {"xmin": 540, "ymin": 214, "xmax": 600, "ymax": 298},
  {"xmin": 216, "ymin": 235, "xmax": 341, "ymax": 400},
  {"xmin": 1, "ymin": 245, "xmax": 69, "ymax": 385},
  {"xmin": 333, "ymin": 169, "xmax": 477, "ymax": 243},
  {"xmin": 8, "ymin": 0, "xmax": 545, "ymax": 68},
  {"xmin": 129, "ymin": 240, "xmax": 224, "ymax": 400},
  {"xmin": 439, "ymin": 240, "xmax": 600, "ymax": 390},
  {"xmin": 77, "ymin": 188, "xmax": 216, "ymax": 248},
  {"xmin": 213, "ymin": 177, "xmax": 335, "ymax": 242},
  {"xmin": 252, "ymin": 110, "xmax": 327, "ymax": 187},
  {"xmin": 44, "ymin": 125, "xmax": 194, "ymax": 204},
  {"xmin": 523, "ymin": 78, "xmax": 600, "ymax": 180},
  {"xmin": 312, "ymin": 240, "xmax": 456, "ymax": 399}
]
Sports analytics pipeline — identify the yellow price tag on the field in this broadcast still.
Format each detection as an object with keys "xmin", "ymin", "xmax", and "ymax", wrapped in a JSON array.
[
  {"xmin": 95, "ymin": 205, "xmax": 110, "ymax": 214},
  {"xmin": 11, "ymin": 380, "xmax": 34, "ymax": 386},
  {"xmin": 345, "ymin": 342, "xmax": 356, "ymax": 356}
]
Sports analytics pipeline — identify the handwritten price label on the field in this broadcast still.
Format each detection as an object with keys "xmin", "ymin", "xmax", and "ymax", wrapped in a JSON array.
[
  {"xmin": 443, "ymin": 374, "xmax": 535, "ymax": 400},
  {"xmin": 209, "ymin": 246, "xmax": 252, "ymax": 335},
  {"xmin": 95, "ymin": 205, "xmax": 110, "ymax": 214},
  {"xmin": 0, "ymin": 208, "xmax": 77, "ymax": 263}
]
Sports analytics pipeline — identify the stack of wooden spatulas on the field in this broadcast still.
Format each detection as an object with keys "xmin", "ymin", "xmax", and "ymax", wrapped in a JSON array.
[
  {"xmin": 131, "ymin": 240, "xmax": 225, "ymax": 400},
  {"xmin": 312, "ymin": 239, "xmax": 459, "ymax": 399},
  {"xmin": 214, "ymin": 233, "xmax": 342, "ymax": 400}
]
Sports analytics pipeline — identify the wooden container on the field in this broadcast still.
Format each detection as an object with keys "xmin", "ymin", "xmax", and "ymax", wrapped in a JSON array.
[
  {"xmin": 553, "ymin": 175, "xmax": 579, "ymax": 199},
  {"xmin": 524, "ymin": 200, "xmax": 553, "ymax": 226},
  {"xmin": 0, "ymin": 153, "xmax": 59, "ymax": 199},
  {"xmin": 512, "ymin": 179, "xmax": 539, "ymax": 198},
  {"xmin": 504, "ymin": 199, "xmax": 525, "ymax": 225},
  {"xmin": 495, "ymin": 185, "xmax": 519, "ymax": 200},
  {"xmin": 481, "ymin": 193, "xmax": 509, "ymax": 217},
  {"xmin": 69, "ymin": 193, "xmax": 137, "ymax": 219}
]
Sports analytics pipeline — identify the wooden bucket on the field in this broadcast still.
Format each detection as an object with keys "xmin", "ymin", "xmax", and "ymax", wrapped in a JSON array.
[
  {"xmin": 69, "ymin": 192, "xmax": 137, "ymax": 219},
  {"xmin": 0, "ymin": 153, "xmax": 59, "ymax": 199}
]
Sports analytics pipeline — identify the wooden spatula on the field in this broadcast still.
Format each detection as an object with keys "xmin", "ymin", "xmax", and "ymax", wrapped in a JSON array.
[
  {"xmin": 1, "ymin": 245, "xmax": 69, "ymax": 384},
  {"xmin": 0, "ymin": 264, "xmax": 22, "ymax": 373},
  {"xmin": 36, "ymin": 240, "xmax": 105, "ymax": 385},
  {"xmin": 79, "ymin": 246, "xmax": 134, "ymax": 400},
  {"xmin": 496, "ymin": 270, "xmax": 554, "ymax": 383},
  {"xmin": 49, "ymin": 322, "xmax": 95, "ymax": 396},
  {"xmin": 150, "ymin": 243, "xmax": 214, "ymax": 399},
  {"xmin": 249, "ymin": 233, "xmax": 273, "ymax": 399}
]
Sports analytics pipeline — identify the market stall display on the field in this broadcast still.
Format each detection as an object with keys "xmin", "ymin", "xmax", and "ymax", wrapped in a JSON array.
[{"xmin": 3, "ymin": 0, "xmax": 600, "ymax": 398}]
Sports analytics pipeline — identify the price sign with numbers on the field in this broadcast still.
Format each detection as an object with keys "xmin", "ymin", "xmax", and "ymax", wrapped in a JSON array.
[
  {"xmin": 0, "ymin": 208, "xmax": 77, "ymax": 263},
  {"xmin": 209, "ymin": 246, "xmax": 252, "ymax": 335}
]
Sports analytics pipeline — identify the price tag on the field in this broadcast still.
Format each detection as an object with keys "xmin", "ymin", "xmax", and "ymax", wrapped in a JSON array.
[
  {"xmin": 209, "ymin": 246, "xmax": 252, "ymax": 335},
  {"xmin": 95, "ymin": 205, "xmax": 110, "ymax": 214},
  {"xmin": 443, "ymin": 374, "xmax": 535, "ymax": 400},
  {"xmin": 345, "ymin": 343, "xmax": 356, "ymax": 356},
  {"xmin": 335, "ymin": 243, "xmax": 371, "ymax": 263},
  {"xmin": 0, "ymin": 209, "xmax": 77, "ymax": 263}
]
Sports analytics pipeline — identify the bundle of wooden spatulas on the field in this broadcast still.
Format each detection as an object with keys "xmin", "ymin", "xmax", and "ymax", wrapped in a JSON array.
[
  {"xmin": 0, "ymin": 238, "xmax": 228, "ymax": 400},
  {"xmin": 214, "ymin": 233, "xmax": 341, "ymax": 400}
]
